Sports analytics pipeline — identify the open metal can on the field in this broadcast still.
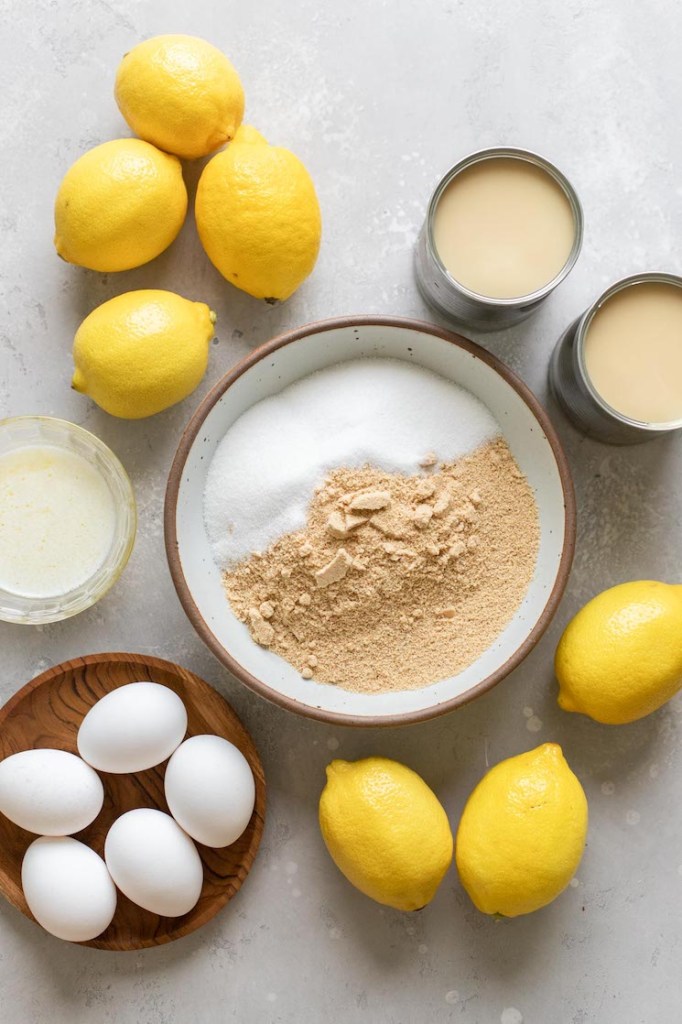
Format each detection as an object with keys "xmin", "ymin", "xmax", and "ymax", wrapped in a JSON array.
[
  {"xmin": 414, "ymin": 147, "xmax": 584, "ymax": 332},
  {"xmin": 549, "ymin": 272, "xmax": 682, "ymax": 444}
]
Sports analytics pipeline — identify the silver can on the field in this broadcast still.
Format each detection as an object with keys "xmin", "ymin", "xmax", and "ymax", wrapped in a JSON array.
[
  {"xmin": 415, "ymin": 147, "xmax": 584, "ymax": 332},
  {"xmin": 549, "ymin": 273, "xmax": 682, "ymax": 444}
]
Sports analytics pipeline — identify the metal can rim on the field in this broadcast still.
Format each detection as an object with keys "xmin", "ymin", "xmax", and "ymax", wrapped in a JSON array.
[
  {"xmin": 574, "ymin": 272, "xmax": 682, "ymax": 433},
  {"xmin": 424, "ymin": 146, "xmax": 584, "ymax": 307}
]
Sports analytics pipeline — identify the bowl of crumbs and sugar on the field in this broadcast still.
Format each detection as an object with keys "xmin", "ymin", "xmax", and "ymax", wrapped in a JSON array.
[{"xmin": 165, "ymin": 315, "xmax": 575, "ymax": 727}]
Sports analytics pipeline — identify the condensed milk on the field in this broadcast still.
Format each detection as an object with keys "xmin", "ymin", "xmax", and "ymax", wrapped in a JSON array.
[
  {"xmin": 550, "ymin": 273, "xmax": 682, "ymax": 444},
  {"xmin": 415, "ymin": 148, "xmax": 583, "ymax": 331},
  {"xmin": 433, "ymin": 157, "xmax": 576, "ymax": 299},
  {"xmin": 584, "ymin": 282, "xmax": 682, "ymax": 424}
]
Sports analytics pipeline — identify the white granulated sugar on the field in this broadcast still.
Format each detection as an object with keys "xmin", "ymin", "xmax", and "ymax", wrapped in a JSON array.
[{"xmin": 204, "ymin": 358, "xmax": 499, "ymax": 567}]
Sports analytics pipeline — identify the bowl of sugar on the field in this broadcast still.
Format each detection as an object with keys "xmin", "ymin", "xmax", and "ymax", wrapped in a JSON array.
[
  {"xmin": 0, "ymin": 417, "xmax": 136, "ymax": 624},
  {"xmin": 165, "ymin": 316, "xmax": 575, "ymax": 726}
]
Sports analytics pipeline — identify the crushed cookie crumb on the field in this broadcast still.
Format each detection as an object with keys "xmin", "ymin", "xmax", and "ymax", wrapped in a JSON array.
[
  {"xmin": 413, "ymin": 503, "xmax": 434, "ymax": 528},
  {"xmin": 349, "ymin": 490, "xmax": 391, "ymax": 512},
  {"xmin": 248, "ymin": 607, "xmax": 275, "ymax": 646},
  {"xmin": 224, "ymin": 438, "xmax": 539, "ymax": 694},
  {"xmin": 416, "ymin": 479, "xmax": 437, "ymax": 499},
  {"xmin": 327, "ymin": 509, "xmax": 367, "ymax": 538},
  {"xmin": 315, "ymin": 548, "xmax": 353, "ymax": 588},
  {"xmin": 433, "ymin": 492, "xmax": 451, "ymax": 517}
]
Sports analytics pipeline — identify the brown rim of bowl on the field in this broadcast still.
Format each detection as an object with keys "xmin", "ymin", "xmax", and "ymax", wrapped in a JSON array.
[{"xmin": 164, "ymin": 314, "xmax": 576, "ymax": 728}]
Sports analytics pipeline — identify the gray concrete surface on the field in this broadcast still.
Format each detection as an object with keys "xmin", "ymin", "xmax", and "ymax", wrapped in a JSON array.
[{"xmin": 1, "ymin": 1, "xmax": 681, "ymax": 1021}]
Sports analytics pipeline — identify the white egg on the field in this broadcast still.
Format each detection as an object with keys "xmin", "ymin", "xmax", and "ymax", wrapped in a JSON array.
[
  {"xmin": 0, "ymin": 748, "xmax": 103, "ymax": 835},
  {"xmin": 164, "ymin": 735, "xmax": 256, "ymax": 848},
  {"xmin": 77, "ymin": 681, "xmax": 187, "ymax": 773},
  {"xmin": 104, "ymin": 808, "xmax": 203, "ymax": 916},
  {"xmin": 22, "ymin": 836, "xmax": 117, "ymax": 942}
]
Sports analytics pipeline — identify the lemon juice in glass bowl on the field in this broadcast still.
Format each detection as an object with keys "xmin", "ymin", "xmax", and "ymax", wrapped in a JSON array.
[{"xmin": 0, "ymin": 417, "xmax": 136, "ymax": 624}]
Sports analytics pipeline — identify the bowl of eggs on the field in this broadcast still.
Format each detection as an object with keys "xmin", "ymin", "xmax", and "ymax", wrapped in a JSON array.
[{"xmin": 0, "ymin": 653, "xmax": 265, "ymax": 949}]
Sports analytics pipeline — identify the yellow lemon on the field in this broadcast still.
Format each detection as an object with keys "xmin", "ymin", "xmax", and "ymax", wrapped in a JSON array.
[
  {"xmin": 115, "ymin": 34, "xmax": 245, "ymax": 160},
  {"xmin": 456, "ymin": 743, "xmax": 587, "ymax": 917},
  {"xmin": 72, "ymin": 290, "xmax": 216, "ymax": 419},
  {"xmin": 54, "ymin": 139, "xmax": 187, "ymax": 272},
  {"xmin": 195, "ymin": 125, "xmax": 322, "ymax": 301},
  {"xmin": 318, "ymin": 758, "xmax": 453, "ymax": 911},
  {"xmin": 556, "ymin": 580, "xmax": 682, "ymax": 725}
]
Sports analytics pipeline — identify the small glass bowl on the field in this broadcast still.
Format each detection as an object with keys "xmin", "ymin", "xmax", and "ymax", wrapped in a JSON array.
[{"xmin": 0, "ymin": 417, "xmax": 137, "ymax": 624}]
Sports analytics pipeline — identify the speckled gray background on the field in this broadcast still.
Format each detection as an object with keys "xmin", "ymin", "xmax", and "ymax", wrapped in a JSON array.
[{"xmin": 1, "ymin": 1, "xmax": 681, "ymax": 1021}]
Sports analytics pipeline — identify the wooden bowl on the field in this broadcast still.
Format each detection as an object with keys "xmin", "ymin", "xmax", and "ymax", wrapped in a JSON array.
[{"xmin": 0, "ymin": 653, "xmax": 266, "ymax": 950}]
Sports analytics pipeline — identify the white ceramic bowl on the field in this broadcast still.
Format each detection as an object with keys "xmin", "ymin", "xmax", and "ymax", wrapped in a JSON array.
[{"xmin": 165, "ymin": 317, "xmax": 575, "ymax": 726}]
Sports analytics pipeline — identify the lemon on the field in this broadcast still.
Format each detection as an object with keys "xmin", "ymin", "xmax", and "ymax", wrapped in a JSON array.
[
  {"xmin": 72, "ymin": 290, "xmax": 216, "ymax": 419},
  {"xmin": 115, "ymin": 34, "xmax": 245, "ymax": 161},
  {"xmin": 456, "ymin": 743, "xmax": 587, "ymax": 918},
  {"xmin": 556, "ymin": 580, "xmax": 682, "ymax": 725},
  {"xmin": 195, "ymin": 125, "xmax": 322, "ymax": 301},
  {"xmin": 318, "ymin": 758, "xmax": 453, "ymax": 911},
  {"xmin": 54, "ymin": 139, "xmax": 187, "ymax": 272}
]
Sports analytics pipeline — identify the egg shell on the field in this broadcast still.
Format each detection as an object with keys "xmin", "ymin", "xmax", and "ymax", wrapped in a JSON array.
[
  {"xmin": 104, "ymin": 808, "xmax": 203, "ymax": 917},
  {"xmin": 0, "ymin": 748, "xmax": 104, "ymax": 835},
  {"xmin": 77, "ymin": 681, "xmax": 187, "ymax": 773},
  {"xmin": 164, "ymin": 735, "xmax": 256, "ymax": 848},
  {"xmin": 22, "ymin": 836, "xmax": 117, "ymax": 942}
]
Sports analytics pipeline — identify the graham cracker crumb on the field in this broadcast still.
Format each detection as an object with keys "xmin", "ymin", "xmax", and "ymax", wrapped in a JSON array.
[
  {"xmin": 368, "ymin": 508, "xmax": 411, "ymax": 539},
  {"xmin": 435, "ymin": 607, "xmax": 457, "ymax": 619},
  {"xmin": 433, "ymin": 492, "xmax": 451, "ymax": 517},
  {"xmin": 416, "ymin": 479, "xmax": 437, "ymax": 499},
  {"xmin": 248, "ymin": 607, "xmax": 275, "ymax": 647},
  {"xmin": 327, "ymin": 510, "xmax": 367, "ymax": 538},
  {"xmin": 223, "ymin": 438, "xmax": 539, "ymax": 694},
  {"xmin": 413, "ymin": 503, "xmax": 434, "ymax": 528},
  {"xmin": 315, "ymin": 548, "xmax": 353, "ymax": 588},
  {"xmin": 348, "ymin": 490, "xmax": 391, "ymax": 511}
]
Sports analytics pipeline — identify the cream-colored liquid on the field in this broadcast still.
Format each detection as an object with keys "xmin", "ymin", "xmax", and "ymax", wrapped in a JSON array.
[
  {"xmin": 583, "ymin": 282, "xmax": 682, "ymax": 424},
  {"xmin": 0, "ymin": 446, "xmax": 116, "ymax": 598},
  {"xmin": 433, "ymin": 158, "xmax": 576, "ymax": 298}
]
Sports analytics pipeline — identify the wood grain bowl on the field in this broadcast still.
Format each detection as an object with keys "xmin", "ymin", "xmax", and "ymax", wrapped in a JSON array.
[{"xmin": 0, "ymin": 653, "xmax": 265, "ymax": 950}]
